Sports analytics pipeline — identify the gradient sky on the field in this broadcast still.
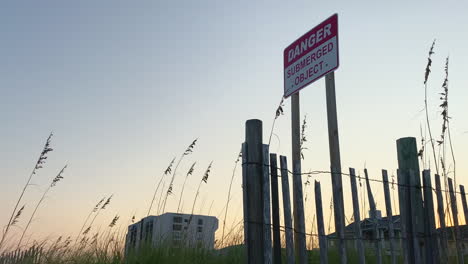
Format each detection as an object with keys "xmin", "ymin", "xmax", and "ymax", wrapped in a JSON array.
[{"xmin": 1, "ymin": 0, "xmax": 467, "ymax": 246}]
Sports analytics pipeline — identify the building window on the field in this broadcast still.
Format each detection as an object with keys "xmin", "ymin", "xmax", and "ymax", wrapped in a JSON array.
[
  {"xmin": 198, "ymin": 219, "xmax": 203, "ymax": 225},
  {"xmin": 173, "ymin": 216, "xmax": 182, "ymax": 223},
  {"xmin": 173, "ymin": 231, "xmax": 182, "ymax": 240},
  {"xmin": 173, "ymin": 224, "xmax": 182, "ymax": 231},
  {"xmin": 197, "ymin": 226, "xmax": 203, "ymax": 232}
]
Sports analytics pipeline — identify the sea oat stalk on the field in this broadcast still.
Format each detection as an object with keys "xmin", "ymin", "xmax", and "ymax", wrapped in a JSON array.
[
  {"xmin": 10, "ymin": 205, "xmax": 25, "ymax": 227},
  {"xmin": 221, "ymin": 150, "xmax": 241, "ymax": 246},
  {"xmin": 0, "ymin": 133, "xmax": 53, "ymax": 250},
  {"xmin": 161, "ymin": 138, "xmax": 198, "ymax": 213},
  {"xmin": 268, "ymin": 97, "xmax": 285, "ymax": 145},
  {"xmin": 190, "ymin": 162, "xmax": 213, "ymax": 220},
  {"xmin": 17, "ymin": 165, "xmax": 67, "ymax": 249},
  {"xmin": 75, "ymin": 196, "xmax": 106, "ymax": 244},
  {"xmin": 108, "ymin": 215, "xmax": 120, "ymax": 228},
  {"xmin": 423, "ymin": 40, "xmax": 439, "ymax": 174},
  {"xmin": 440, "ymin": 58, "xmax": 456, "ymax": 187},
  {"xmin": 176, "ymin": 162, "xmax": 196, "ymax": 213},
  {"xmin": 147, "ymin": 157, "xmax": 175, "ymax": 216},
  {"xmin": 84, "ymin": 195, "xmax": 113, "ymax": 236}
]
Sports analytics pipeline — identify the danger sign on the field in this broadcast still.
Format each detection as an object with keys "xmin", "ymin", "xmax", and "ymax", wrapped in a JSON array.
[{"xmin": 283, "ymin": 14, "xmax": 339, "ymax": 98}]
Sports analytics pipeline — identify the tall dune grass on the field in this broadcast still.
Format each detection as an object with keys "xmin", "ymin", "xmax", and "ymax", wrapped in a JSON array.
[
  {"xmin": 0, "ymin": 133, "xmax": 54, "ymax": 251},
  {"xmin": 220, "ymin": 150, "xmax": 241, "ymax": 247},
  {"xmin": 161, "ymin": 139, "xmax": 198, "ymax": 213},
  {"xmin": 177, "ymin": 162, "xmax": 196, "ymax": 213},
  {"xmin": 147, "ymin": 157, "xmax": 175, "ymax": 216},
  {"xmin": 17, "ymin": 165, "xmax": 67, "ymax": 249}
]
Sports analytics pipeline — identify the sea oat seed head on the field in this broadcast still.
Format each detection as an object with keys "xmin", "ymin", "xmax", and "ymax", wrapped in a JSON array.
[
  {"xmin": 202, "ymin": 162, "xmax": 213, "ymax": 183},
  {"xmin": 11, "ymin": 205, "xmax": 25, "ymax": 226}
]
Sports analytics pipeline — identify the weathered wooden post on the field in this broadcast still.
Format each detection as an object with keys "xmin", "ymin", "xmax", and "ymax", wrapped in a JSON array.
[
  {"xmin": 422, "ymin": 170, "xmax": 438, "ymax": 264},
  {"xmin": 325, "ymin": 72, "xmax": 347, "ymax": 264},
  {"xmin": 242, "ymin": 143, "xmax": 249, "ymax": 263},
  {"xmin": 364, "ymin": 169, "xmax": 382, "ymax": 264},
  {"xmin": 397, "ymin": 169, "xmax": 410, "ymax": 264},
  {"xmin": 280, "ymin": 156, "xmax": 295, "ymax": 264},
  {"xmin": 448, "ymin": 177, "xmax": 464, "ymax": 264},
  {"xmin": 396, "ymin": 137, "xmax": 424, "ymax": 263},
  {"xmin": 434, "ymin": 174, "xmax": 448, "ymax": 262},
  {"xmin": 382, "ymin": 169, "xmax": 396, "ymax": 264},
  {"xmin": 292, "ymin": 161, "xmax": 307, "ymax": 264},
  {"xmin": 459, "ymin": 185, "xmax": 468, "ymax": 225},
  {"xmin": 263, "ymin": 145, "xmax": 272, "ymax": 264},
  {"xmin": 244, "ymin": 119, "xmax": 265, "ymax": 263},
  {"xmin": 408, "ymin": 169, "xmax": 422, "ymax": 264},
  {"xmin": 291, "ymin": 94, "xmax": 307, "ymax": 264},
  {"xmin": 270, "ymin": 154, "xmax": 282, "ymax": 264},
  {"xmin": 315, "ymin": 180, "xmax": 328, "ymax": 264},
  {"xmin": 349, "ymin": 168, "xmax": 365, "ymax": 264}
]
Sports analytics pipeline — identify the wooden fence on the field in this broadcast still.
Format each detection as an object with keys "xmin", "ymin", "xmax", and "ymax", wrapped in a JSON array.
[
  {"xmin": 242, "ymin": 119, "xmax": 467, "ymax": 264},
  {"xmin": 0, "ymin": 246, "xmax": 42, "ymax": 264}
]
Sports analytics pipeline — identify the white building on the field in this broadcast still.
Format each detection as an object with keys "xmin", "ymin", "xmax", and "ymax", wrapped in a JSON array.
[{"xmin": 125, "ymin": 213, "xmax": 218, "ymax": 253}]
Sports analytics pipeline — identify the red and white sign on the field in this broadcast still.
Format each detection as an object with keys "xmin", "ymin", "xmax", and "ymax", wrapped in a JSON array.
[{"xmin": 283, "ymin": 14, "xmax": 339, "ymax": 98}]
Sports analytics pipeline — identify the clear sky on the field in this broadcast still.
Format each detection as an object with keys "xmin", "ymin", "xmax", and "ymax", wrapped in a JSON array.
[{"xmin": 1, "ymin": 0, "xmax": 467, "ymax": 246}]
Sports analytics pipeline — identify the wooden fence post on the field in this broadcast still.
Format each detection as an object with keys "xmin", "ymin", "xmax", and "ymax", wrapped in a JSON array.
[
  {"xmin": 397, "ymin": 169, "xmax": 410, "ymax": 264},
  {"xmin": 434, "ymin": 174, "xmax": 448, "ymax": 262},
  {"xmin": 292, "ymin": 158, "xmax": 307, "ymax": 264},
  {"xmin": 270, "ymin": 153, "xmax": 282, "ymax": 264},
  {"xmin": 242, "ymin": 143, "xmax": 249, "ymax": 263},
  {"xmin": 422, "ymin": 171, "xmax": 432, "ymax": 264},
  {"xmin": 349, "ymin": 168, "xmax": 365, "ymax": 264},
  {"xmin": 315, "ymin": 180, "xmax": 328, "ymax": 264},
  {"xmin": 408, "ymin": 169, "xmax": 422, "ymax": 264},
  {"xmin": 244, "ymin": 119, "xmax": 265, "ymax": 264},
  {"xmin": 263, "ymin": 145, "xmax": 272, "ymax": 264},
  {"xmin": 382, "ymin": 169, "xmax": 396, "ymax": 264},
  {"xmin": 364, "ymin": 169, "xmax": 382, "ymax": 264},
  {"xmin": 459, "ymin": 185, "xmax": 468, "ymax": 225},
  {"xmin": 396, "ymin": 138, "xmax": 424, "ymax": 263},
  {"xmin": 280, "ymin": 156, "xmax": 295, "ymax": 264},
  {"xmin": 448, "ymin": 177, "xmax": 464, "ymax": 264},
  {"xmin": 290, "ymin": 92, "xmax": 307, "ymax": 264},
  {"xmin": 422, "ymin": 170, "xmax": 438, "ymax": 264}
]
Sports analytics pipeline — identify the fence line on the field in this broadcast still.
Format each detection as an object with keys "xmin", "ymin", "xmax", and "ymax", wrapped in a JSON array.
[
  {"xmin": 242, "ymin": 161, "xmax": 467, "ymax": 197},
  {"xmin": 242, "ymin": 122, "xmax": 463, "ymax": 264},
  {"xmin": 242, "ymin": 162, "xmax": 467, "ymax": 259},
  {"xmin": 242, "ymin": 162, "xmax": 467, "ymax": 260},
  {"xmin": 0, "ymin": 246, "xmax": 42, "ymax": 264},
  {"xmin": 244, "ymin": 163, "xmax": 467, "ymax": 232}
]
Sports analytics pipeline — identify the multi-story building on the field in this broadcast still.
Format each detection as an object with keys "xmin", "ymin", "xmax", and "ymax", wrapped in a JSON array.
[
  {"xmin": 327, "ymin": 211, "xmax": 402, "ymax": 255},
  {"xmin": 125, "ymin": 213, "xmax": 218, "ymax": 253}
]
